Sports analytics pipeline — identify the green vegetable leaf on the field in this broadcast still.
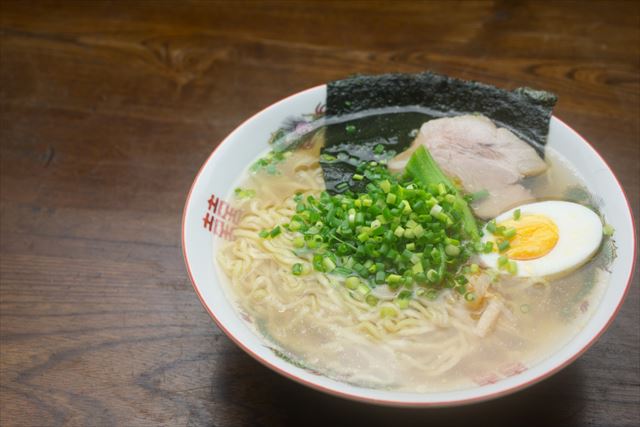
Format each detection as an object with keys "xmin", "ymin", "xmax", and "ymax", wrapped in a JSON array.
[{"xmin": 405, "ymin": 146, "xmax": 480, "ymax": 241}]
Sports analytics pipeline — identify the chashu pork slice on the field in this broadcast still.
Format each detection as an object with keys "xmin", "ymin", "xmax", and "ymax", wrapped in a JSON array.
[{"xmin": 389, "ymin": 114, "xmax": 547, "ymax": 219}]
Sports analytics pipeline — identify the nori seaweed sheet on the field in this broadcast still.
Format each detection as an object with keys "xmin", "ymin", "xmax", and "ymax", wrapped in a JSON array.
[
  {"xmin": 321, "ymin": 72, "xmax": 557, "ymax": 194},
  {"xmin": 322, "ymin": 112, "xmax": 432, "ymax": 193}
]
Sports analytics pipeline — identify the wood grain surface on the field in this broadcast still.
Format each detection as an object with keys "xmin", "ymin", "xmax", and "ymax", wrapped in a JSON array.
[{"xmin": 1, "ymin": 1, "xmax": 638, "ymax": 426}]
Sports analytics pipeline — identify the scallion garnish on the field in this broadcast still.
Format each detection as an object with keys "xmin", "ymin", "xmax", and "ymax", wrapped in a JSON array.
[
  {"xmin": 275, "ymin": 148, "xmax": 483, "ymax": 306},
  {"xmin": 483, "ymin": 241, "xmax": 494, "ymax": 253},
  {"xmin": 445, "ymin": 244, "xmax": 460, "ymax": 257},
  {"xmin": 345, "ymin": 276, "xmax": 360, "ymax": 290},
  {"xmin": 380, "ymin": 307, "xmax": 397, "ymax": 318},
  {"xmin": 503, "ymin": 227, "xmax": 517, "ymax": 239},
  {"xmin": 497, "ymin": 239, "xmax": 510, "ymax": 252},
  {"xmin": 497, "ymin": 255, "xmax": 509, "ymax": 267},
  {"xmin": 234, "ymin": 187, "xmax": 256, "ymax": 199},
  {"xmin": 292, "ymin": 236, "xmax": 305, "ymax": 248},
  {"xmin": 322, "ymin": 257, "xmax": 336, "ymax": 272},
  {"xmin": 292, "ymin": 263, "xmax": 304, "ymax": 276},
  {"xmin": 603, "ymin": 223, "xmax": 615, "ymax": 236}
]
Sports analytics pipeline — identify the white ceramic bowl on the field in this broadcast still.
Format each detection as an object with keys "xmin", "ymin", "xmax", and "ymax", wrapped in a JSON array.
[{"xmin": 182, "ymin": 85, "xmax": 636, "ymax": 406}]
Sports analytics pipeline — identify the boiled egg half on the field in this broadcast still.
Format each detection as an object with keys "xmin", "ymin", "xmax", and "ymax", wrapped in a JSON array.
[{"xmin": 478, "ymin": 201, "xmax": 603, "ymax": 277}]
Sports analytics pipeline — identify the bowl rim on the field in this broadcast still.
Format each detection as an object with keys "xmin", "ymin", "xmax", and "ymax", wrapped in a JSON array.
[{"xmin": 181, "ymin": 84, "xmax": 637, "ymax": 407}]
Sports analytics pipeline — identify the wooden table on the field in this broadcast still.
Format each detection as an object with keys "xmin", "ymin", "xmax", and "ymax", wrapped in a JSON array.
[{"xmin": 1, "ymin": 1, "xmax": 638, "ymax": 426}]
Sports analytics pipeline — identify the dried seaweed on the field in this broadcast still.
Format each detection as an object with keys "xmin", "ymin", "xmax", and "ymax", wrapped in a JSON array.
[{"xmin": 321, "ymin": 72, "xmax": 557, "ymax": 193}]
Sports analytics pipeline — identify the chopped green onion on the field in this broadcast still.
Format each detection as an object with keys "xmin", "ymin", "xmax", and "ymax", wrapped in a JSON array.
[
  {"xmin": 380, "ymin": 307, "xmax": 397, "ymax": 318},
  {"xmin": 498, "ymin": 240, "xmax": 510, "ymax": 252},
  {"xmin": 320, "ymin": 154, "xmax": 337, "ymax": 162},
  {"xmin": 464, "ymin": 292, "xmax": 476, "ymax": 302},
  {"xmin": 289, "ymin": 221, "xmax": 302, "ymax": 231},
  {"xmin": 292, "ymin": 237, "xmax": 305, "ymax": 248},
  {"xmin": 455, "ymin": 275, "xmax": 468, "ymax": 285},
  {"xmin": 445, "ymin": 244, "xmax": 460, "ymax": 257},
  {"xmin": 386, "ymin": 193, "xmax": 397, "ymax": 204},
  {"xmin": 412, "ymin": 262, "xmax": 424, "ymax": 274},
  {"xmin": 333, "ymin": 266, "xmax": 351, "ymax": 276},
  {"xmin": 497, "ymin": 255, "xmax": 509, "ymax": 267},
  {"xmin": 357, "ymin": 232, "xmax": 370, "ymax": 242},
  {"xmin": 387, "ymin": 274, "xmax": 402, "ymax": 284},
  {"xmin": 292, "ymin": 263, "xmax": 304, "ymax": 276},
  {"xmin": 425, "ymin": 289, "xmax": 439, "ymax": 300},
  {"xmin": 352, "ymin": 173, "xmax": 364, "ymax": 181},
  {"xmin": 513, "ymin": 209, "xmax": 521, "ymax": 220},
  {"xmin": 312, "ymin": 254, "xmax": 324, "ymax": 271},
  {"xmin": 379, "ymin": 180, "xmax": 391, "ymax": 193},
  {"xmin": 483, "ymin": 241, "xmax": 494, "ymax": 253},
  {"xmin": 335, "ymin": 182, "xmax": 349, "ymax": 191},
  {"xmin": 503, "ymin": 228, "xmax": 517, "ymax": 239},
  {"xmin": 366, "ymin": 294, "xmax": 379, "ymax": 306},
  {"xmin": 396, "ymin": 298, "xmax": 410, "ymax": 309},
  {"xmin": 357, "ymin": 284, "xmax": 370, "ymax": 295},
  {"xmin": 323, "ymin": 258, "xmax": 336, "ymax": 272},
  {"xmin": 283, "ymin": 152, "xmax": 484, "ymax": 302},
  {"xmin": 430, "ymin": 204, "xmax": 442, "ymax": 216},
  {"xmin": 398, "ymin": 290, "xmax": 412, "ymax": 299},
  {"xmin": 603, "ymin": 223, "xmax": 615, "ymax": 236},
  {"xmin": 507, "ymin": 260, "xmax": 518, "ymax": 275},
  {"xmin": 345, "ymin": 124, "xmax": 356, "ymax": 134},
  {"xmin": 426, "ymin": 269, "xmax": 439, "ymax": 283},
  {"xmin": 234, "ymin": 187, "xmax": 256, "ymax": 199},
  {"xmin": 345, "ymin": 276, "xmax": 360, "ymax": 290}
]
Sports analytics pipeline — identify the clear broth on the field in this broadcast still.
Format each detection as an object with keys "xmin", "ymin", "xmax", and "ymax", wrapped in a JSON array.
[{"xmin": 216, "ymin": 112, "xmax": 611, "ymax": 392}]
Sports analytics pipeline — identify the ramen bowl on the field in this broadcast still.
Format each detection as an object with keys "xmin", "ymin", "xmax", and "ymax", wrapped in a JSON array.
[{"xmin": 181, "ymin": 84, "xmax": 636, "ymax": 406}]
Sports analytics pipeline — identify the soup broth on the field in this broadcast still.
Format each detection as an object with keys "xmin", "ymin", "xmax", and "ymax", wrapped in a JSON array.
[{"xmin": 216, "ymin": 111, "xmax": 611, "ymax": 392}]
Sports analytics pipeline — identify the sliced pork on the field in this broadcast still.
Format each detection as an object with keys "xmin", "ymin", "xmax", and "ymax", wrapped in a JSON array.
[{"xmin": 389, "ymin": 114, "xmax": 547, "ymax": 218}]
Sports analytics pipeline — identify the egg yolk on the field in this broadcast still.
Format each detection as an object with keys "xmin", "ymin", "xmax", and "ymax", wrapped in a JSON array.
[{"xmin": 499, "ymin": 215, "xmax": 559, "ymax": 260}]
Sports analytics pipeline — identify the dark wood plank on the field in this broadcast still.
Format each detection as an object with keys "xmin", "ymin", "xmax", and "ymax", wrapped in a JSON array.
[{"xmin": 1, "ymin": 1, "xmax": 638, "ymax": 426}]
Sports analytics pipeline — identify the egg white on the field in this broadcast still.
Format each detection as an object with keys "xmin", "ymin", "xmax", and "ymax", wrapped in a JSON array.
[{"xmin": 479, "ymin": 201, "xmax": 603, "ymax": 278}]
